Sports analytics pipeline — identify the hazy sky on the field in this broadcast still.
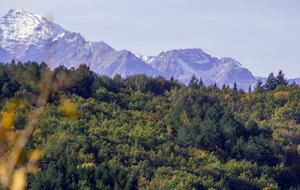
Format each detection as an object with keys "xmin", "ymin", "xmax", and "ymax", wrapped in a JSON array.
[{"xmin": 1, "ymin": 0, "xmax": 300, "ymax": 78}]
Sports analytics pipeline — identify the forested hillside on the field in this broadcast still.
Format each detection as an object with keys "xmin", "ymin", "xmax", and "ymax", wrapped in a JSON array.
[{"xmin": 1, "ymin": 60, "xmax": 300, "ymax": 190}]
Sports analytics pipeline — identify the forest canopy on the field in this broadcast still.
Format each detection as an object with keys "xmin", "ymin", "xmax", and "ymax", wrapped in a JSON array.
[{"xmin": 1, "ymin": 60, "xmax": 300, "ymax": 190}]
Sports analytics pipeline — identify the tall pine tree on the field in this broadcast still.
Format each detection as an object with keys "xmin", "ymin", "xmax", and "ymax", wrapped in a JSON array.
[
  {"xmin": 276, "ymin": 70, "xmax": 288, "ymax": 86},
  {"xmin": 188, "ymin": 74, "xmax": 204, "ymax": 89},
  {"xmin": 188, "ymin": 74, "xmax": 199, "ymax": 89},
  {"xmin": 263, "ymin": 72, "xmax": 276, "ymax": 91},
  {"xmin": 199, "ymin": 77, "xmax": 204, "ymax": 86},
  {"xmin": 233, "ymin": 82, "xmax": 238, "ymax": 91},
  {"xmin": 254, "ymin": 79, "xmax": 264, "ymax": 92},
  {"xmin": 170, "ymin": 75, "xmax": 174, "ymax": 81},
  {"xmin": 222, "ymin": 83, "xmax": 226, "ymax": 90}
]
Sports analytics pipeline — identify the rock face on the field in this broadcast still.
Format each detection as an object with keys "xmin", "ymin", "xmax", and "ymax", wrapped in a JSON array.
[
  {"xmin": 135, "ymin": 49, "xmax": 257, "ymax": 89},
  {"xmin": 0, "ymin": 8, "xmax": 258, "ymax": 89},
  {"xmin": 0, "ymin": 46, "xmax": 15, "ymax": 63},
  {"xmin": 0, "ymin": 8, "xmax": 160, "ymax": 77},
  {"xmin": 0, "ymin": 8, "xmax": 65, "ymax": 59}
]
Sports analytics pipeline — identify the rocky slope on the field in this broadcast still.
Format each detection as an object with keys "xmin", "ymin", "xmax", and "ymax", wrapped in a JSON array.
[
  {"xmin": 135, "ymin": 49, "xmax": 257, "ymax": 89},
  {"xmin": 0, "ymin": 8, "xmax": 258, "ymax": 89},
  {"xmin": 0, "ymin": 8, "xmax": 160, "ymax": 77}
]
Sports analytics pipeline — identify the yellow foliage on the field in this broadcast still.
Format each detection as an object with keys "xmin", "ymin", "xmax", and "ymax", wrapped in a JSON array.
[
  {"xmin": 3, "ymin": 111, "xmax": 15, "ymax": 129},
  {"xmin": 273, "ymin": 91, "xmax": 290, "ymax": 100},
  {"xmin": 77, "ymin": 163, "xmax": 96, "ymax": 169},
  {"xmin": 0, "ymin": 99, "xmax": 44, "ymax": 189},
  {"xmin": 62, "ymin": 100, "xmax": 80, "ymax": 118},
  {"xmin": 138, "ymin": 176, "xmax": 147, "ymax": 187},
  {"xmin": 32, "ymin": 129, "xmax": 43, "ymax": 143},
  {"xmin": 26, "ymin": 149, "xmax": 43, "ymax": 174},
  {"xmin": 149, "ymin": 181, "xmax": 156, "ymax": 187},
  {"xmin": 11, "ymin": 168, "xmax": 26, "ymax": 190},
  {"xmin": 29, "ymin": 149, "xmax": 43, "ymax": 163},
  {"xmin": 225, "ymin": 94, "xmax": 230, "ymax": 100},
  {"xmin": 272, "ymin": 105, "xmax": 294, "ymax": 123},
  {"xmin": 272, "ymin": 130, "xmax": 281, "ymax": 140},
  {"xmin": 180, "ymin": 111, "xmax": 190, "ymax": 126}
]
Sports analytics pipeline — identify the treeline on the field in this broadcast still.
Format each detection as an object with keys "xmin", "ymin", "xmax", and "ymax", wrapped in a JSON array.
[
  {"xmin": 1, "ymin": 60, "xmax": 300, "ymax": 189},
  {"xmin": 0, "ymin": 60, "xmax": 179, "ymax": 100},
  {"xmin": 254, "ymin": 71, "xmax": 289, "ymax": 92}
]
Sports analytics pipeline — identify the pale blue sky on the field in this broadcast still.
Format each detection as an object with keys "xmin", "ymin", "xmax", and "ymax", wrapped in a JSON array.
[{"xmin": 1, "ymin": 0, "xmax": 300, "ymax": 78}]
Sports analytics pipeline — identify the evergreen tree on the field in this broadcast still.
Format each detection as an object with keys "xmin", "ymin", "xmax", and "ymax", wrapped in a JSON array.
[
  {"xmin": 254, "ymin": 79, "xmax": 264, "ymax": 92},
  {"xmin": 170, "ymin": 75, "xmax": 174, "ymax": 82},
  {"xmin": 263, "ymin": 72, "xmax": 276, "ymax": 91},
  {"xmin": 275, "ymin": 70, "xmax": 288, "ymax": 86},
  {"xmin": 188, "ymin": 74, "xmax": 199, "ymax": 89},
  {"xmin": 199, "ymin": 77, "xmax": 204, "ymax": 86},
  {"xmin": 233, "ymin": 82, "xmax": 237, "ymax": 91},
  {"xmin": 222, "ymin": 83, "xmax": 226, "ymax": 90},
  {"xmin": 248, "ymin": 84, "xmax": 251, "ymax": 93}
]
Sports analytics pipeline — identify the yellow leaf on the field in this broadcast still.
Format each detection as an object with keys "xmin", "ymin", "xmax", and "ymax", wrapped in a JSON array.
[
  {"xmin": 273, "ymin": 91, "xmax": 290, "ymax": 100},
  {"xmin": 11, "ymin": 168, "xmax": 26, "ymax": 190},
  {"xmin": 3, "ymin": 111, "xmax": 14, "ymax": 129},
  {"xmin": 29, "ymin": 149, "xmax": 43, "ymax": 163},
  {"xmin": 62, "ymin": 100, "xmax": 80, "ymax": 118}
]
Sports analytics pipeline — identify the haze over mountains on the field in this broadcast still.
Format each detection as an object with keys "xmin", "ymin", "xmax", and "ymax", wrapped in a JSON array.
[{"xmin": 0, "ymin": 8, "xmax": 295, "ymax": 90}]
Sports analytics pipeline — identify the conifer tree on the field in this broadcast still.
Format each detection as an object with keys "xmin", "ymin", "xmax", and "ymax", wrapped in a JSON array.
[
  {"xmin": 222, "ymin": 83, "xmax": 226, "ymax": 89},
  {"xmin": 170, "ymin": 75, "xmax": 174, "ymax": 81},
  {"xmin": 233, "ymin": 82, "xmax": 237, "ymax": 91},
  {"xmin": 275, "ymin": 70, "xmax": 288, "ymax": 86},
  {"xmin": 188, "ymin": 74, "xmax": 200, "ymax": 89},
  {"xmin": 248, "ymin": 84, "xmax": 251, "ymax": 93},
  {"xmin": 254, "ymin": 79, "xmax": 264, "ymax": 92},
  {"xmin": 263, "ymin": 72, "xmax": 276, "ymax": 91},
  {"xmin": 199, "ymin": 77, "xmax": 204, "ymax": 86},
  {"xmin": 188, "ymin": 74, "xmax": 204, "ymax": 89}
]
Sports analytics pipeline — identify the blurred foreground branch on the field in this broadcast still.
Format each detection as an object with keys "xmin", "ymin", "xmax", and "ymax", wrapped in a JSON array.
[{"xmin": 0, "ymin": 70, "xmax": 52, "ymax": 190}]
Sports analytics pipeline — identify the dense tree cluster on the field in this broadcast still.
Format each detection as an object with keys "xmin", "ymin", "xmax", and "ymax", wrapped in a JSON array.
[
  {"xmin": 254, "ymin": 70, "xmax": 289, "ymax": 92},
  {"xmin": 1, "ymin": 60, "xmax": 300, "ymax": 189}
]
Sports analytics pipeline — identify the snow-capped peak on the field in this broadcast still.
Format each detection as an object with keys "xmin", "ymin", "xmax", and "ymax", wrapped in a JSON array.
[
  {"xmin": 219, "ymin": 57, "xmax": 243, "ymax": 67},
  {"xmin": 0, "ymin": 8, "xmax": 65, "ymax": 55},
  {"xmin": 134, "ymin": 53, "xmax": 156, "ymax": 65},
  {"xmin": 8, "ymin": 8, "xmax": 25, "ymax": 14}
]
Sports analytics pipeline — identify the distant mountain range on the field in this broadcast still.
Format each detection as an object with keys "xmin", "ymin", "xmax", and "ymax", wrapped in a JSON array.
[{"xmin": 0, "ymin": 8, "xmax": 298, "ymax": 90}]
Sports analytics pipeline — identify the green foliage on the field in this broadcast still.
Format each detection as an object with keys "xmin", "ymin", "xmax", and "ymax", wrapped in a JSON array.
[
  {"xmin": 276, "ymin": 70, "xmax": 289, "ymax": 86},
  {"xmin": 1, "ymin": 61, "xmax": 300, "ymax": 190},
  {"xmin": 188, "ymin": 74, "xmax": 203, "ymax": 89},
  {"xmin": 233, "ymin": 82, "xmax": 238, "ymax": 91},
  {"xmin": 264, "ymin": 72, "xmax": 277, "ymax": 92},
  {"xmin": 254, "ymin": 78, "xmax": 264, "ymax": 93}
]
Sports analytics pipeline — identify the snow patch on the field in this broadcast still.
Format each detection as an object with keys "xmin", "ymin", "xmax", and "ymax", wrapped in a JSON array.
[
  {"xmin": 52, "ymin": 32, "xmax": 65, "ymax": 41},
  {"xmin": 0, "ymin": 8, "xmax": 65, "ymax": 54},
  {"xmin": 134, "ymin": 53, "xmax": 156, "ymax": 65}
]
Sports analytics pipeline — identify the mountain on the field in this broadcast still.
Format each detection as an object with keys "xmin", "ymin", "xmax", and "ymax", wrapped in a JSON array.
[
  {"xmin": 135, "ymin": 49, "xmax": 257, "ymax": 89},
  {"xmin": 0, "ymin": 46, "xmax": 15, "ymax": 63},
  {"xmin": 0, "ymin": 8, "xmax": 160, "ymax": 77},
  {"xmin": 0, "ymin": 8, "xmax": 258, "ymax": 89},
  {"xmin": 0, "ymin": 8, "xmax": 65, "ymax": 60},
  {"xmin": 288, "ymin": 78, "xmax": 300, "ymax": 85}
]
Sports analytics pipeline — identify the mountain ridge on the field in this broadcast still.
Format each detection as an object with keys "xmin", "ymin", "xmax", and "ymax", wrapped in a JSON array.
[
  {"xmin": 135, "ymin": 48, "xmax": 257, "ymax": 88},
  {"xmin": 0, "ymin": 8, "xmax": 261, "ymax": 89}
]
